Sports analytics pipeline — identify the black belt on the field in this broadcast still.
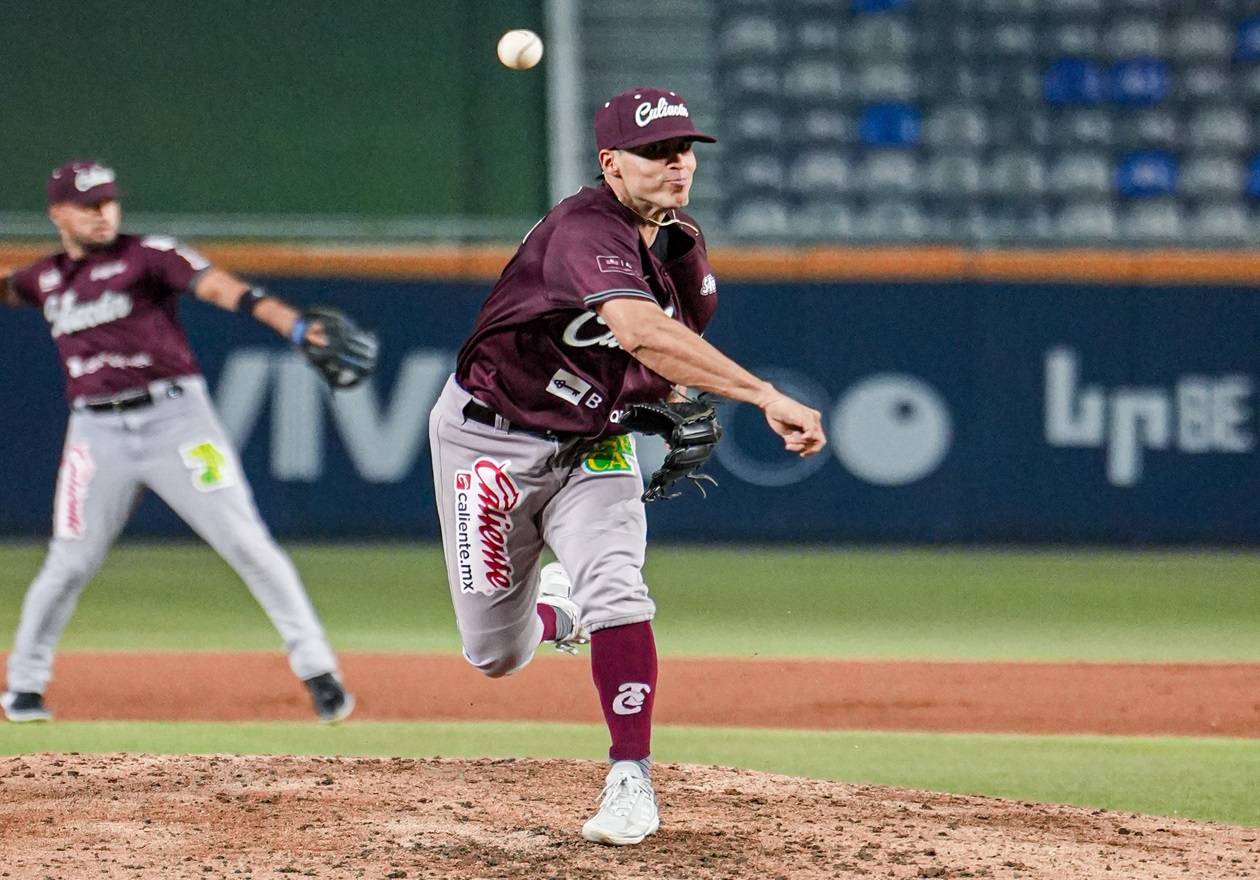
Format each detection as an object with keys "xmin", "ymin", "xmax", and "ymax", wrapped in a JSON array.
[
  {"xmin": 462, "ymin": 399, "xmax": 570, "ymax": 440},
  {"xmin": 84, "ymin": 389, "xmax": 154, "ymax": 413}
]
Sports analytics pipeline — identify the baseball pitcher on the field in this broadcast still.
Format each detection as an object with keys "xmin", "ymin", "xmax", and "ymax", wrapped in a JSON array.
[
  {"xmin": 0, "ymin": 160, "xmax": 377, "ymax": 724},
  {"xmin": 429, "ymin": 87, "xmax": 826, "ymax": 845}
]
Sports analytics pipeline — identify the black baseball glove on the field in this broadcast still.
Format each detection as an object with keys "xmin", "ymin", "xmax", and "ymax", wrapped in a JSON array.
[
  {"xmin": 297, "ymin": 305, "xmax": 380, "ymax": 390},
  {"xmin": 619, "ymin": 397, "xmax": 722, "ymax": 502}
]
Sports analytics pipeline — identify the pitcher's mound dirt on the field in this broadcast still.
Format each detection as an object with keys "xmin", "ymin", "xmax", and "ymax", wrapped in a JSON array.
[{"xmin": 2, "ymin": 752, "xmax": 1257, "ymax": 880}]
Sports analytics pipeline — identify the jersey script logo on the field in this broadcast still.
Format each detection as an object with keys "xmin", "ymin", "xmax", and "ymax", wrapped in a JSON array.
[
  {"xmin": 453, "ymin": 457, "xmax": 521, "ymax": 596},
  {"xmin": 53, "ymin": 443, "xmax": 95, "ymax": 540},
  {"xmin": 562, "ymin": 303, "xmax": 676, "ymax": 350},
  {"xmin": 44, "ymin": 290, "xmax": 134, "ymax": 338}
]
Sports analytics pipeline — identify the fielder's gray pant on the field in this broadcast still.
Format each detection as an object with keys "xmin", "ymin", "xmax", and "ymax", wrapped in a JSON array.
[{"xmin": 6, "ymin": 375, "xmax": 340, "ymax": 694}]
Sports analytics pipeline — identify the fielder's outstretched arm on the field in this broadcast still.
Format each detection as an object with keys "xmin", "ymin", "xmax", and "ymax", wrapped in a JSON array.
[
  {"xmin": 596, "ymin": 296, "xmax": 827, "ymax": 457},
  {"xmin": 193, "ymin": 268, "xmax": 323, "ymax": 345}
]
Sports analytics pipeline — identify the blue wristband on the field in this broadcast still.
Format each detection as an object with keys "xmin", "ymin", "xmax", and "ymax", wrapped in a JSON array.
[{"xmin": 288, "ymin": 317, "xmax": 308, "ymax": 345}]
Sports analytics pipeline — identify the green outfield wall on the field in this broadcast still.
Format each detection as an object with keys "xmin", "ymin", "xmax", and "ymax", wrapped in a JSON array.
[{"xmin": 4, "ymin": 2, "xmax": 548, "ymax": 221}]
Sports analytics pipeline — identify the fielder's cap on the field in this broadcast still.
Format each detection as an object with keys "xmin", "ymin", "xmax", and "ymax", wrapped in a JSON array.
[
  {"xmin": 46, "ymin": 160, "xmax": 119, "ymax": 206},
  {"xmin": 594, "ymin": 86, "xmax": 716, "ymax": 151}
]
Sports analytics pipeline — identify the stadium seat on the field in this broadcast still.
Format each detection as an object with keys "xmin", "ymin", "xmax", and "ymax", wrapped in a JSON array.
[
  {"xmin": 984, "ymin": 21, "xmax": 1036, "ymax": 57},
  {"xmin": 922, "ymin": 106, "xmax": 989, "ymax": 150},
  {"xmin": 988, "ymin": 152, "xmax": 1049, "ymax": 198},
  {"xmin": 1115, "ymin": 108, "xmax": 1181, "ymax": 148},
  {"xmin": 792, "ymin": 107, "xmax": 856, "ymax": 145},
  {"xmin": 726, "ymin": 197, "xmax": 792, "ymax": 238},
  {"xmin": 792, "ymin": 200, "xmax": 858, "ymax": 239},
  {"xmin": 726, "ymin": 64, "xmax": 781, "ymax": 99},
  {"xmin": 728, "ymin": 106, "xmax": 785, "ymax": 143},
  {"xmin": 852, "ymin": 0, "xmax": 912, "ymax": 13},
  {"xmin": 1236, "ymin": 16, "xmax": 1260, "ymax": 62},
  {"xmin": 1245, "ymin": 154, "xmax": 1260, "ymax": 199},
  {"xmin": 731, "ymin": 154, "xmax": 786, "ymax": 192},
  {"xmin": 1172, "ymin": 64, "xmax": 1234, "ymax": 105},
  {"xmin": 1185, "ymin": 106, "xmax": 1252, "ymax": 151},
  {"xmin": 1179, "ymin": 156, "xmax": 1244, "ymax": 199},
  {"xmin": 1047, "ymin": 109, "xmax": 1114, "ymax": 150},
  {"xmin": 1109, "ymin": 58, "xmax": 1170, "ymax": 105},
  {"xmin": 1055, "ymin": 200, "xmax": 1119, "ymax": 241},
  {"xmin": 1119, "ymin": 199, "xmax": 1184, "ymax": 241},
  {"xmin": 788, "ymin": 150, "xmax": 854, "ymax": 195},
  {"xmin": 1102, "ymin": 18, "xmax": 1165, "ymax": 59},
  {"xmin": 856, "ymin": 202, "xmax": 933, "ymax": 241},
  {"xmin": 1116, "ymin": 150, "xmax": 1178, "ymax": 198},
  {"xmin": 782, "ymin": 59, "xmax": 851, "ymax": 102},
  {"xmin": 859, "ymin": 102, "xmax": 922, "ymax": 147},
  {"xmin": 856, "ymin": 151, "xmax": 923, "ymax": 196},
  {"xmin": 1042, "ymin": 58, "xmax": 1107, "ymax": 105},
  {"xmin": 1047, "ymin": 152, "xmax": 1112, "ymax": 197},
  {"xmin": 719, "ymin": 16, "xmax": 782, "ymax": 58},
  {"xmin": 1187, "ymin": 201, "xmax": 1252, "ymax": 243},
  {"xmin": 857, "ymin": 62, "xmax": 921, "ymax": 101},
  {"xmin": 846, "ymin": 15, "xmax": 915, "ymax": 56},
  {"xmin": 794, "ymin": 18, "xmax": 843, "ymax": 55},
  {"xmin": 1169, "ymin": 17, "xmax": 1234, "ymax": 61},
  {"xmin": 1042, "ymin": 23, "xmax": 1101, "ymax": 58},
  {"xmin": 924, "ymin": 153, "xmax": 984, "ymax": 197}
]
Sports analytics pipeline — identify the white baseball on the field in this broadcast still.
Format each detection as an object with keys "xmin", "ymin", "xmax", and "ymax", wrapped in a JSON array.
[{"xmin": 497, "ymin": 29, "xmax": 543, "ymax": 70}]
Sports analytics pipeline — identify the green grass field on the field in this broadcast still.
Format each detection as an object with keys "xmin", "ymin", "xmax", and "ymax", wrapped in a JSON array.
[{"xmin": 1, "ymin": 541, "xmax": 1258, "ymax": 826}]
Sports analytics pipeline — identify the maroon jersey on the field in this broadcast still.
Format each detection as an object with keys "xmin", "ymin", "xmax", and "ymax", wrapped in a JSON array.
[
  {"xmin": 10, "ymin": 233, "xmax": 209, "ymax": 401},
  {"xmin": 456, "ymin": 183, "xmax": 719, "ymax": 439}
]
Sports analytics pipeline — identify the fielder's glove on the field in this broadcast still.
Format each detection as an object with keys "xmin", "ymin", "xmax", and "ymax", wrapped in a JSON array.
[
  {"xmin": 293, "ymin": 305, "xmax": 380, "ymax": 390},
  {"xmin": 619, "ymin": 397, "xmax": 722, "ymax": 502}
]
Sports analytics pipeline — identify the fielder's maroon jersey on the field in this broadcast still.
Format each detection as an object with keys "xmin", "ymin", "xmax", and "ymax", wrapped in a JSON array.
[
  {"xmin": 10, "ymin": 233, "xmax": 209, "ymax": 402},
  {"xmin": 456, "ymin": 182, "xmax": 718, "ymax": 439}
]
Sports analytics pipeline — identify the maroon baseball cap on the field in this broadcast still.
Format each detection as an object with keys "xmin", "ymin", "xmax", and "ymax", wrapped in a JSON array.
[
  {"xmin": 594, "ymin": 87, "xmax": 716, "ymax": 151},
  {"xmin": 46, "ymin": 160, "xmax": 119, "ymax": 206}
]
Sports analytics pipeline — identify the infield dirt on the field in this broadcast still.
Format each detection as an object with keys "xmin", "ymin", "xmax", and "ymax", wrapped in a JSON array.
[{"xmin": 1, "ymin": 651, "xmax": 1257, "ymax": 879}]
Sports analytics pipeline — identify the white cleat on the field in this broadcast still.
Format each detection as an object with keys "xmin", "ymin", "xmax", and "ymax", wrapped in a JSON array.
[
  {"xmin": 537, "ymin": 562, "xmax": 590, "ymax": 655},
  {"xmin": 581, "ymin": 761, "xmax": 660, "ymax": 846},
  {"xmin": 1, "ymin": 691, "xmax": 52, "ymax": 723}
]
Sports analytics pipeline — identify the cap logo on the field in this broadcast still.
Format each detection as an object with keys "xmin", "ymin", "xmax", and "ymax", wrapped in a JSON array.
[
  {"xmin": 74, "ymin": 167, "xmax": 115, "ymax": 192},
  {"xmin": 635, "ymin": 97, "xmax": 689, "ymax": 129}
]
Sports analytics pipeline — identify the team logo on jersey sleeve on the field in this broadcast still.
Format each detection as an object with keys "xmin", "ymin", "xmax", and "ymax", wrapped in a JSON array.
[
  {"xmin": 582, "ymin": 435, "xmax": 636, "ymax": 474},
  {"xmin": 38, "ymin": 269, "xmax": 63, "ymax": 293},
  {"xmin": 179, "ymin": 441, "xmax": 238, "ymax": 492},
  {"xmin": 53, "ymin": 443, "xmax": 95, "ymax": 540},
  {"xmin": 453, "ymin": 457, "xmax": 521, "ymax": 596},
  {"xmin": 701, "ymin": 273, "xmax": 717, "ymax": 296},
  {"xmin": 596, "ymin": 255, "xmax": 639, "ymax": 277}
]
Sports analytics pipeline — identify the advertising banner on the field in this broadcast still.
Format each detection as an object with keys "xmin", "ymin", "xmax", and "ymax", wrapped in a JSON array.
[{"xmin": 2, "ymin": 277, "xmax": 1257, "ymax": 544}]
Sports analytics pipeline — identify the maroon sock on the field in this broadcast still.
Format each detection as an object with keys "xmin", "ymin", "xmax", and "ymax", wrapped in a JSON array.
[
  {"xmin": 537, "ymin": 603, "xmax": 559, "ymax": 642},
  {"xmin": 590, "ymin": 621, "xmax": 657, "ymax": 761}
]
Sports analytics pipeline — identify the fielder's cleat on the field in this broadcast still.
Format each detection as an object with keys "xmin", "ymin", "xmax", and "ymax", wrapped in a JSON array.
[
  {"xmin": 304, "ymin": 673, "xmax": 355, "ymax": 724},
  {"xmin": 537, "ymin": 562, "xmax": 590, "ymax": 655},
  {"xmin": 582, "ymin": 760, "xmax": 660, "ymax": 845},
  {"xmin": 2, "ymin": 691, "xmax": 52, "ymax": 723}
]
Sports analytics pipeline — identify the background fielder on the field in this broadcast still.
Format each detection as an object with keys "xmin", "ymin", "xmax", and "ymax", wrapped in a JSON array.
[
  {"xmin": 0, "ymin": 160, "xmax": 374, "ymax": 724},
  {"xmin": 429, "ymin": 86, "xmax": 826, "ymax": 846}
]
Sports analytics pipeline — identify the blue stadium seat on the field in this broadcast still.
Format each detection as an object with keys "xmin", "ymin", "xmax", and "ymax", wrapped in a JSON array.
[
  {"xmin": 1042, "ymin": 58, "xmax": 1107, "ymax": 105},
  {"xmin": 1116, "ymin": 150, "xmax": 1178, "ymax": 198},
  {"xmin": 1236, "ymin": 17, "xmax": 1260, "ymax": 62},
  {"xmin": 1246, "ymin": 154, "xmax": 1260, "ymax": 199},
  {"xmin": 852, "ymin": 0, "xmax": 911, "ymax": 13},
  {"xmin": 859, "ymin": 102, "xmax": 922, "ymax": 147},
  {"xmin": 1109, "ymin": 58, "xmax": 1170, "ymax": 105}
]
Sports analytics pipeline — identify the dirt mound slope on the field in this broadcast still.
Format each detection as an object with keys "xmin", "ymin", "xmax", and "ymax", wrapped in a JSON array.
[{"xmin": 2, "ymin": 753, "xmax": 1256, "ymax": 880}]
